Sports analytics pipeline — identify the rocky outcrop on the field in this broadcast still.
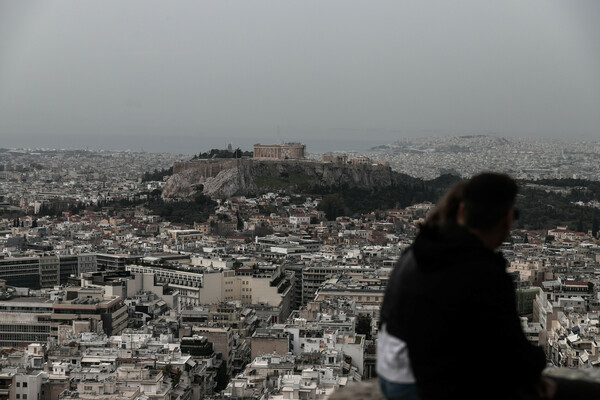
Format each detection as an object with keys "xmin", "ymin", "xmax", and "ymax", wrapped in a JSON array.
[{"xmin": 162, "ymin": 159, "xmax": 397, "ymax": 199}]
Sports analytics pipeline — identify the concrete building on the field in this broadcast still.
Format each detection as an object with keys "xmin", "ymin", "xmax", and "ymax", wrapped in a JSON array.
[
  {"xmin": 0, "ymin": 255, "xmax": 97, "ymax": 289},
  {"xmin": 251, "ymin": 330, "xmax": 290, "ymax": 360},
  {"xmin": 242, "ymin": 353, "xmax": 295, "ymax": 390},
  {"xmin": 51, "ymin": 288, "xmax": 127, "ymax": 339},
  {"xmin": 39, "ymin": 256, "xmax": 61, "ymax": 288},
  {"xmin": 115, "ymin": 365, "xmax": 171, "ymax": 400},
  {"xmin": 0, "ymin": 372, "xmax": 14, "ymax": 400},
  {"xmin": 180, "ymin": 302, "xmax": 258, "ymax": 336},
  {"xmin": 186, "ymin": 326, "xmax": 233, "ymax": 376},
  {"xmin": 289, "ymin": 214, "xmax": 311, "ymax": 226},
  {"xmin": 78, "ymin": 254, "xmax": 97, "ymax": 275},
  {"xmin": 126, "ymin": 265, "xmax": 201, "ymax": 308},
  {"xmin": 303, "ymin": 267, "xmax": 379, "ymax": 305},
  {"xmin": 314, "ymin": 273, "xmax": 386, "ymax": 306},
  {"xmin": 0, "ymin": 297, "xmax": 53, "ymax": 347},
  {"xmin": 190, "ymin": 255, "xmax": 233, "ymax": 269},
  {"xmin": 180, "ymin": 335, "xmax": 215, "ymax": 358},
  {"xmin": 0, "ymin": 257, "xmax": 40, "ymax": 288},
  {"xmin": 13, "ymin": 371, "xmax": 45, "ymax": 400},
  {"xmin": 96, "ymin": 254, "xmax": 139, "ymax": 272},
  {"xmin": 200, "ymin": 268, "xmax": 294, "ymax": 323}
]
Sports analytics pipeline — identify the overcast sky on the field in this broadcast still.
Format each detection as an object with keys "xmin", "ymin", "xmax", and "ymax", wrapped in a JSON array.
[{"xmin": 1, "ymin": 1, "xmax": 599, "ymax": 153}]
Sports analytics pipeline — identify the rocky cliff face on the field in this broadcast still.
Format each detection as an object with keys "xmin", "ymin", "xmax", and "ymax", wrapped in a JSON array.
[{"xmin": 162, "ymin": 160, "xmax": 397, "ymax": 199}]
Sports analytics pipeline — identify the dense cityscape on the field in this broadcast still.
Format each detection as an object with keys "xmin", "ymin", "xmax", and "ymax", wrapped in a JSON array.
[{"xmin": 0, "ymin": 137, "xmax": 599, "ymax": 400}]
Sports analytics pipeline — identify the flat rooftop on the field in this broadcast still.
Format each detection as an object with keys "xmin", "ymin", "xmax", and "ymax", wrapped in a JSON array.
[{"xmin": 0, "ymin": 296, "xmax": 54, "ymax": 304}]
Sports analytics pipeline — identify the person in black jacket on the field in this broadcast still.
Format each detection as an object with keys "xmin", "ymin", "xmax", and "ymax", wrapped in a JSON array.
[{"xmin": 378, "ymin": 173, "xmax": 555, "ymax": 400}]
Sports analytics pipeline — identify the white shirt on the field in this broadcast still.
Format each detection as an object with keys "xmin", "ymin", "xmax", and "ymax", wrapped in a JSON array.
[{"xmin": 376, "ymin": 323, "xmax": 415, "ymax": 383}]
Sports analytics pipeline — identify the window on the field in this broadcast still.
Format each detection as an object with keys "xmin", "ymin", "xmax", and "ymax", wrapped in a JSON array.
[{"xmin": 23, "ymin": 383, "xmax": 27, "ymax": 388}]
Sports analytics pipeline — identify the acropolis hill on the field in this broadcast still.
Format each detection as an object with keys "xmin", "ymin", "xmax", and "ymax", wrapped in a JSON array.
[{"xmin": 163, "ymin": 143, "xmax": 394, "ymax": 199}]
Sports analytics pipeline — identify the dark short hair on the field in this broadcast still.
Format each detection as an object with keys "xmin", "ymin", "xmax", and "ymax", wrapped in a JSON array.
[{"xmin": 463, "ymin": 172, "xmax": 518, "ymax": 229}]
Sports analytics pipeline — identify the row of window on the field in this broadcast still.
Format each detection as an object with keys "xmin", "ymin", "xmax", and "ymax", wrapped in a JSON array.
[
  {"xmin": 127, "ymin": 267, "xmax": 202, "ymax": 281},
  {"xmin": 0, "ymin": 324, "xmax": 50, "ymax": 333},
  {"xmin": 0, "ymin": 267, "xmax": 38, "ymax": 273},
  {"xmin": 0, "ymin": 307, "xmax": 51, "ymax": 312},
  {"xmin": 157, "ymin": 277, "xmax": 201, "ymax": 288},
  {"xmin": 0, "ymin": 333, "xmax": 49, "ymax": 341}
]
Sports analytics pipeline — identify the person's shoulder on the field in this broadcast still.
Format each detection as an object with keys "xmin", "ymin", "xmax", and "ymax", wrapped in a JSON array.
[{"xmin": 469, "ymin": 253, "xmax": 515, "ymax": 295}]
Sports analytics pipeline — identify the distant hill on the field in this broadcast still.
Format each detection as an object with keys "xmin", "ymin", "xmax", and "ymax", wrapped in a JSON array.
[{"xmin": 159, "ymin": 157, "xmax": 600, "ymax": 233}]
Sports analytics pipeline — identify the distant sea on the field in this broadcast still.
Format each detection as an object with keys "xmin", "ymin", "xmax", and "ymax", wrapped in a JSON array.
[{"xmin": 1, "ymin": 134, "xmax": 382, "ymax": 155}]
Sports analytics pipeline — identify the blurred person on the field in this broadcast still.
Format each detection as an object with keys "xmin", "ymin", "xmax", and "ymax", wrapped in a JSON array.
[
  {"xmin": 377, "ymin": 181, "xmax": 465, "ymax": 400},
  {"xmin": 378, "ymin": 173, "xmax": 555, "ymax": 400}
]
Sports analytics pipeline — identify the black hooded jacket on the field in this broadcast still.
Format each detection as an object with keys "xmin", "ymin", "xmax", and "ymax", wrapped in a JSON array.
[{"xmin": 380, "ymin": 223, "xmax": 546, "ymax": 399}]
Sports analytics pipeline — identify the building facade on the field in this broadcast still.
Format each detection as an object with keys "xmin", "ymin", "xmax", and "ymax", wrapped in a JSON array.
[
  {"xmin": 0, "ymin": 297, "xmax": 53, "ymax": 347},
  {"xmin": 253, "ymin": 143, "xmax": 305, "ymax": 160}
]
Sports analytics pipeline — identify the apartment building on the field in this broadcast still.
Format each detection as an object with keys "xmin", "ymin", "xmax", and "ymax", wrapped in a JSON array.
[
  {"xmin": 199, "ymin": 265, "xmax": 293, "ymax": 321},
  {"xmin": 314, "ymin": 274, "xmax": 386, "ymax": 306},
  {"xmin": 96, "ymin": 254, "xmax": 139, "ymax": 271},
  {"xmin": 51, "ymin": 288, "xmax": 128, "ymax": 339},
  {"xmin": 301, "ymin": 265, "xmax": 378, "ymax": 305},
  {"xmin": 13, "ymin": 371, "xmax": 44, "ymax": 400},
  {"xmin": 126, "ymin": 265, "xmax": 202, "ymax": 307},
  {"xmin": 0, "ymin": 297, "xmax": 53, "ymax": 347},
  {"xmin": 0, "ymin": 254, "xmax": 96, "ymax": 288},
  {"xmin": 187, "ymin": 326, "xmax": 233, "ymax": 376},
  {"xmin": 0, "ymin": 257, "xmax": 40, "ymax": 288}
]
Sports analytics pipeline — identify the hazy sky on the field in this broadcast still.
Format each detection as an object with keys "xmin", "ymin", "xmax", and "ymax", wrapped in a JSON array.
[{"xmin": 1, "ymin": 1, "xmax": 599, "ymax": 153}]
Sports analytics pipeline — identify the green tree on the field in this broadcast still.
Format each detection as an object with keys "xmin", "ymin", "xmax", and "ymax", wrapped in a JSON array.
[
  {"xmin": 319, "ymin": 193, "xmax": 346, "ymax": 221},
  {"xmin": 236, "ymin": 211, "xmax": 244, "ymax": 230},
  {"xmin": 253, "ymin": 223, "xmax": 273, "ymax": 237}
]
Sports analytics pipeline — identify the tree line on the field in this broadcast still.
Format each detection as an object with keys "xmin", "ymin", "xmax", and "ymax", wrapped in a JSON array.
[
  {"xmin": 141, "ymin": 167, "xmax": 173, "ymax": 182},
  {"xmin": 191, "ymin": 148, "xmax": 253, "ymax": 160}
]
